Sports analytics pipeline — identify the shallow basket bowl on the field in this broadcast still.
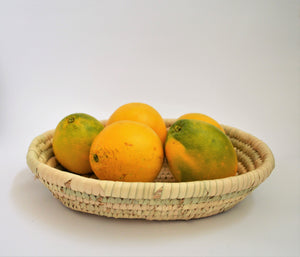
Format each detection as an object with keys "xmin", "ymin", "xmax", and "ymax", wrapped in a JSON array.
[{"xmin": 26, "ymin": 119, "xmax": 275, "ymax": 221}]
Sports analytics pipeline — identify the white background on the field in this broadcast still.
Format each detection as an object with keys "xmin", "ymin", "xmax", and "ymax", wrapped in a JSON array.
[{"xmin": 0, "ymin": 0, "xmax": 299, "ymax": 256}]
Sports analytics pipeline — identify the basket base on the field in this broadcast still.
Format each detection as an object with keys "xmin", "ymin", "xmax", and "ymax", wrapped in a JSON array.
[{"xmin": 52, "ymin": 191, "xmax": 248, "ymax": 221}]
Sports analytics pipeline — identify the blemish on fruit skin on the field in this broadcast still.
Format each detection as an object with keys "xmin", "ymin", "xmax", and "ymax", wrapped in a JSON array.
[
  {"xmin": 68, "ymin": 117, "xmax": 75, "ymax": 123},
  {"xmin": 174, "ymin": 125, "xmax": 182, "ymax": 132},
  {"xmin": 93, "ymin": 154, "xmax": 99, "ymax": 162},
  {"xmin": 124, "ymin": 142, "xmax": 133, "ymax": 146},
  {"xmin": 119, "ymin": 173, "xmax": 127, "ymax": 180}
]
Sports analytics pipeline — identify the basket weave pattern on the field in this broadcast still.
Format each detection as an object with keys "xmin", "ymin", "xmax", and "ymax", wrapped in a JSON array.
[{"xmin": 26, "ymin": 119, "xmax": 275, "ymax": 220}]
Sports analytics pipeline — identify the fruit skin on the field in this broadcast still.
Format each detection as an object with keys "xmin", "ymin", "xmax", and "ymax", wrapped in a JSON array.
[
  {"xmin": 89, "ymin": 120, "xmax": 164, "ymax": 182},
  {"xmin": 165, "ymin": 119, "xmax": 237, "ymax": 182},
  {"xmin": 177, "ymin": 113, "xmax": 225, "ymax": 133},
  {"xmin": 107, "ymin": 102, "xmax": 167, "ymax": 143},
  {"xmin": 52, "ymin": 113, "xmax": 104, "ymax": 175}
]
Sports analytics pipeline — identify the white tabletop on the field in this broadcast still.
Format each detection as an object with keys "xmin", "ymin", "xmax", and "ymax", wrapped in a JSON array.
[{"xmin": 1, "ymin": 1, "xmax": 299, "ymax": 256}]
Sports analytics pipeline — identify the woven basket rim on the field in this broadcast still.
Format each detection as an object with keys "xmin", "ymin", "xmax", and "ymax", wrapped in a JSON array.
[{"xmin": 26, "ymin": 119, "xmax": 275, "ymax": 200}]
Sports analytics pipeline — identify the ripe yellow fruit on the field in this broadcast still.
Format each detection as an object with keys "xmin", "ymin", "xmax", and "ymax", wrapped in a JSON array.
[
  {"xmin": 89, "ymin": 120, "xmax": 164, "ymax": 182},
  {"xmin": 107, "ymin": 102, "xmax": 167, "ymax": 143},
  {"xmin": 178, "ymin": 113, "xmax": 225, "ymax": 133},
  {"xmin": 52, "ymin": 113, "xmax": 104, "ymax": 174}
]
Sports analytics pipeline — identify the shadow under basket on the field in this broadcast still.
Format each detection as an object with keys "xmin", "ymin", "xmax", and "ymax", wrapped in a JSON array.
[{"xmin": 26, "ymin": 119, "xmax": 275, "ymax": 221}]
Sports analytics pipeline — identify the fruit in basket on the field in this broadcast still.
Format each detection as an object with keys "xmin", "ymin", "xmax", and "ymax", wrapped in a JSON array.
[
  {"xmin": 165, "ymin": 119, "xmax": 237, "ymax": 182},
  {"xmin": 52, "ymin": 113, "xmax": 104, "ymax": 175},
  {"xmin": 89, "ymin": 120, "xmax": 164, "ymax": 182},
  {"xmin": 177, "ymin": 113, "xmax": 225, "ymax": 133},
  {"xmin": 107, "ymin": 102, "xmax": 167, "ymax": 143}
]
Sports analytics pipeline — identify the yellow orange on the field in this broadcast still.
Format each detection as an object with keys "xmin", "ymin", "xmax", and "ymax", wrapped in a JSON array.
[
  {"xmin": 89, "ymin": 120, "xmax": 164, "ymax": 182},
  {"xmin": 52, "ymin": 113, "xmax": 104, "ymax": 174},
  {"xmin": 107, "ymin": 102, "xmax": 167, "ymax": 143},
  {"xmin": 178, "ymin": 113, "xmax": 225, "ymax": 133}
]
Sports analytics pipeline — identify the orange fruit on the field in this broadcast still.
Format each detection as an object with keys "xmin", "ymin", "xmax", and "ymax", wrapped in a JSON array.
[
  {"xmin": 52, "ymin": 113, "xmax": 104, "ymax": 174},
  {"xmin": 89, "ymin": 120, "xmax": 164, "ymax": 182},
  {"xmin": 165, "ymin": 119, "xmax": 237, "ymax": 182},
  {"xmin": 178, "ymin": 113, "xmax": 225, "ymax": 133},
  {"xmin": 106, "ymin": 102, "xmax": 167, "ymax": 143}
]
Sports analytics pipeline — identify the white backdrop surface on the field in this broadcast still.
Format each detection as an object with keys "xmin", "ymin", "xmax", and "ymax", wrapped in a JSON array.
[{"xmin": 0, "ymin": 1, "xmax": 299, "ymax": 256}]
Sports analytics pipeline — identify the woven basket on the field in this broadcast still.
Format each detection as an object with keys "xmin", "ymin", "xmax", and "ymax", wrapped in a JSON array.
[{"xmin": 26, "ymin": 119, "xmax": 275, "ymax": 221}]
